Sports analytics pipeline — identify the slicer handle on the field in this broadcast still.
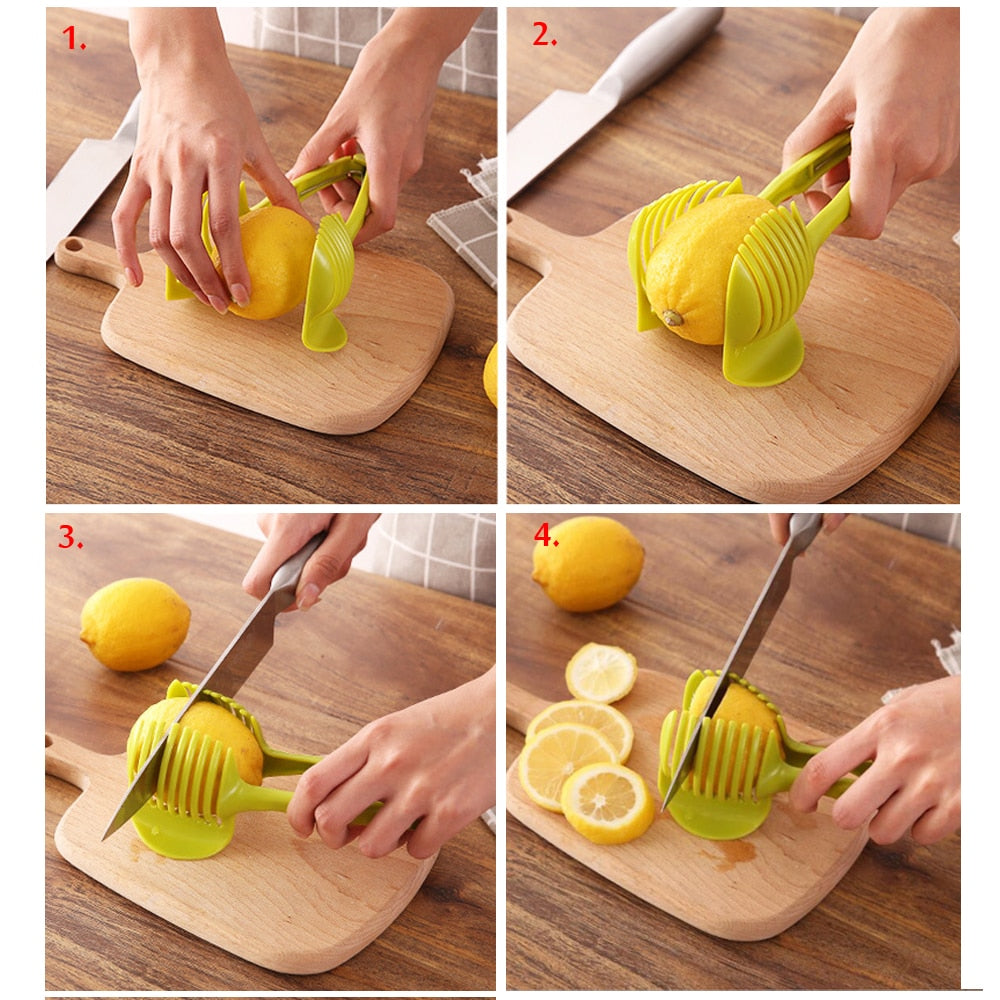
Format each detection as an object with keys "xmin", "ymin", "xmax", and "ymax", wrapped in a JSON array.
[{"xmin": 591, "ymin": 7, "xmax": 723, "ymax": 106}]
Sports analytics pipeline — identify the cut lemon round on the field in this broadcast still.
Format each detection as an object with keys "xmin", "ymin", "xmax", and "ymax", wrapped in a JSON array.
[
  {"xmin": 526, "ymin": 699, "xmax": 634, "ymax": 764},
  {"xmin": 565, "ymin": 643, "xmax": 638, "ymax": 704},
  {"xmin": 560, "ymin": 762, "xmax": 656, "ymax": 844},
  {"xmin": 517, "ymin": 722, "xmax": 618, "ymax": 812}
]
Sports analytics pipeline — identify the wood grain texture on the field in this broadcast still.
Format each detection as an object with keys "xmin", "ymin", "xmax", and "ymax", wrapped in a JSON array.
[
  {"xmin": 46, "ymin": 8, "xmax": 497, "ymax": 502},
  {"xmin": 507, "ymin": 674, "xmax": 868, "ymax": 940},
  {"xmin": 508, "ymin": 210, "xmax": 957, "ymax": 501},
  {"xmin": 46, "ymin": 734, "xmax": 436, "ymax": 974},
  {"xmin": 506, "ymin": 7, "xmax": 959, "ymax": 503},
  {"xmin": 506, "ymin": 512, "xmax": 960, "ymax": 989},
  {"xmin": 46, "ymin": 514, "xmax": 496, "ymax": 990},
  {"xmin": 55, "ymin": 236, "xmax": 452, "ymax": 434}
]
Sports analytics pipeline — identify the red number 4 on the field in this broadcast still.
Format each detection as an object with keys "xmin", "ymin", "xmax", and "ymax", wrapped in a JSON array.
[{"xmin": 534, "ymin": 522, "xmax": 558, "ymax": 546}]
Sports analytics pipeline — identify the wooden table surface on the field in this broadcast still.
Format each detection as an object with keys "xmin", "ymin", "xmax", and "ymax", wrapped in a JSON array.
[
  {"xmin": 46, "ymin": 8, "xmax": 497, "ymax": 504},
  {"xmin": 45, "ymin": 514, "xmax": 495, "ymax": 990},
  {"xmin": 506, "ymin": 8, "xmax": 960, "ymax": 503},
  {"xmin": 506, "ymin": 512, "xmax": 960, "ymax": 989}
]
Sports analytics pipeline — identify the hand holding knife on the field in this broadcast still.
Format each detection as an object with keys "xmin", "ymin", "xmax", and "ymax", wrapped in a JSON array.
[
  {"xmin": 102, "ymin": 531, "xmax": 326, "ymax": 841},
  {"xmin": 660, "ymin": 512, "xmax": 824, "ymax": 811}
]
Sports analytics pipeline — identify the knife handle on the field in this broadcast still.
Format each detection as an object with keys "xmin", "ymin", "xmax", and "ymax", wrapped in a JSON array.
[
  {"xmin": 268, "ymin": 531, "xmax": 327, "ymax": 596},
  {"xmin": 591, "ymin": 7, "xmax": 724, "ymax": 106}
]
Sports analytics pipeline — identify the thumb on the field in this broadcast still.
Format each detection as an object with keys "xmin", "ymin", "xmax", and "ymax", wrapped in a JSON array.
[
  {"xmin": 247, "ymin": 144, "xmax": 305, "ymax": 214},
  {"xmin": 782, "ymin": 95, "xmax": 854, "ymax": 172}
]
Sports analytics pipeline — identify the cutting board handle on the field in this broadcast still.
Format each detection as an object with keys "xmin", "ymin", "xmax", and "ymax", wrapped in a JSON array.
[
  {"xmin": 54, "ymin": 236, "xmax": 127, "ymax": 290},
  {"xmin": 506, "ymin": 682, "xmax": 551, "ymax": 736},
  {"xmin": 507, "ymin": 209, "xmax": 586, "ymax": 277},
  {"xmin": 46, "ymin": 732, "xmax": 111, "ymax": 791}
]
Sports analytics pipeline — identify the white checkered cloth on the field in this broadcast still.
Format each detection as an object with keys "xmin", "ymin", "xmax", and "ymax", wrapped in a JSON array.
[
  {"xmin": 356, "ymin": 512, "xmax": 496, "ymax": 607},
  {"xmin": 427, "ymin": 157, "xmax": 498, "ymax": 290}
]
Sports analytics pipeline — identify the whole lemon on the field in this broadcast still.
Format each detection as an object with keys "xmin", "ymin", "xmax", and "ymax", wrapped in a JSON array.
[
  {"xmin": 686, "ymin": 671, "xmax": 782, "ymax": 793},
  {"xmin": 532, "ymin": 516, "xmax": 644, "ymax": 612},
  {"xmin": 643, "ymin": 193, "xmax": 772, "ymax": 344},
  {"xmin": 80, "ymin": 578, "xmax": 190, "ymax": 672},
  {"xmin": 128, "ymin": 695, "xmax": 264, "ymax": 787},
  {"xmin": 688, "ymin": 672, "xmax": 780, "ymax": 738},
  {"xmin": 483, "ymin": 342, "xmax": 499, "ymax": 407},
  {"xmin": 216, "ymin": 204, "xmax": 316, "ymax": 320}
]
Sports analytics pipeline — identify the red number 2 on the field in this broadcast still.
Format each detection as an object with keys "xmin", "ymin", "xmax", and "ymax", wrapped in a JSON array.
[{"xmin": 533, "ymin": 21, "xmax": 549, "ymax": 45}]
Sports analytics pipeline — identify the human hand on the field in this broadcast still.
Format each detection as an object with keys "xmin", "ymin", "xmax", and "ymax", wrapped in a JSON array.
[
  {"xmin": 287, "ymin": 8, "xmax": 482, "ymax": 243},
  {"xmin": 790, "ymin": 675, "xmax": 960, "ymax": 844},
  {"xmin": 112, "ymin": 8, "xmax": 302, "ymax": 311},
  {"xmin": 782, "ymin": 7, "xmax": 959, "ymax": 239},
  {"xmin": 242, "ymin": 512, "xmax": 380, "ymax": 610},
  {"xmin": 287, "ymin": 665, "xmax": 496, "ymax": 858},
  {"xmin": 768, "ymin": 513, "xmax": 848, "ymax": 545}
]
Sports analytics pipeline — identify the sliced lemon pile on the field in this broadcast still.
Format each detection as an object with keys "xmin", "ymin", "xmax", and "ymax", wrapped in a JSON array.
[
  {"xmin": 565, "ymin": 642, "xmax": 638, "ymax": 704},
  {"xmin": 517, "ymin": 722, "xmax": 618, "ymax": 812},
  {"xmin": 560, "ymin": 762, "xmax": 655, "ymax": 845},
  {"xmin": 526, "ymin": 699, "xmax": 634, "ymax": 764}
]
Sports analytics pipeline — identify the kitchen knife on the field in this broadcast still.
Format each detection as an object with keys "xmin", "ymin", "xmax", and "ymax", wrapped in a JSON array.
[
  {"xmin": 507, "ymin": 7, "xmax": 723, "ymax": 199},
  {"xmin": 660, "ymin": 512, "xmax": 824, "ymax": 810},
  {"xmin": 101, "ymin": 531, "xmax": 326, "ymax": 840},
  {"xmin": 46, "ymin": 91, "xmax": 141, "ymax": 261}
]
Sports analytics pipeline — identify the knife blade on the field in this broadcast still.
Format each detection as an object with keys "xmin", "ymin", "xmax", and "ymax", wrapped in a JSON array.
[
  {"xmin": 101, "ymin": 530, "xmax": 326, "ymax": 841},
  {"xmin": 46, "ymin": 91, "xmax": 141, "ymax": 261},
  {"xmin": 660, "ymin": 512, "xmax": 824, "ymax": 811},
  {"xmin": 507, "ymin": 8, "xmax": 723, "ymax": 200}
]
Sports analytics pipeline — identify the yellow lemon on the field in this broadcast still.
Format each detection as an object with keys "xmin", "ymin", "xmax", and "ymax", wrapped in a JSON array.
[
  {"xmin": 688, "ymin": 672, "xmax": 780, "ymax": 737},
  {"xmin": 517, "ymin": 722, "xmax": 618, "ymax": 812},
  {"xmin": 532, "ymin": 516, "xmax": 644, "ymax": 612},
  {"xmin": 565, "ymin": 643, "xmax": 638, "ymax": 704},
  {"xmin": 80, "ymin": 578, "xmax": 190, "ymax": 672},
  {"xmin": 217, "ymin": 204, "xmax": 316, "ymax": 320},
  {"xmin": 128, "ymin": 695, "xmax": 264, "ymax": 788},
  {"xmin": 560, "ymin": 762, "xmax": 655, "ymax": 844},
  {"xmin": 686, "ymin": 671, "xmax": 782, "ymax": 794},
  {"xmin": 643, "ymin": 193, "xmax": 773, "ymax": 344},
  {"xmin": 483, "ymin": 342, "xmax": 499, "ymax": 407},
  {"xmin": 526, "ymin": 699, "xmax": 634, "ymax": 764}
]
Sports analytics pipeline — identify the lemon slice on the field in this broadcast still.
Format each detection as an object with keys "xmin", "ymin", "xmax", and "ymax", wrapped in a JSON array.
[
  {"xmin": 565, "ymin": 643, "xmax": 638, "ymax": 704},
  {"xmin": 526, "ymin": 700, "xmax": 634, "ymax": 764},
  {"xmin": 517, "ymin": 722, "xmax": 618, "ymax": 812},
  {"xmin": 560, "ymin": 762, "xmax": 656, "ymax": 844}
]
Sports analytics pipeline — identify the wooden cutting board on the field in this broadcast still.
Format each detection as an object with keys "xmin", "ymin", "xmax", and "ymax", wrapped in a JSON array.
[
  {"xmin": 46, "ymin": 731, "xmax": 436, "ymax": 974},
  {"xmin": 507, "ymin": 209, "xmax": 959, "ymax": 502},
  {"xmin": 507, "ymin": 671, "xmax": 868, "ymax": 941},
  {"xmin": 54, "ymin": 235, "xmax": 453, "ymax": 434}
]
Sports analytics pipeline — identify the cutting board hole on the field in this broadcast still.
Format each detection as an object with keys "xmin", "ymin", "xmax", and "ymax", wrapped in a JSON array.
[{"xmin": 64, "ymin": 238, "xmax": 84, "ymax": 252}]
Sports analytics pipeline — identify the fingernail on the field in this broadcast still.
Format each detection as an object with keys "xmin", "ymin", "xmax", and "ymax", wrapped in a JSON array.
[
  {"xmin": 208, "ymin": 294, "xmax": 229, "ymax": 314},
  {"xmin": 297, "ymin": 583, "xmax": 320, "ymax": 610},
  {"xmin": 124, "ymin": 266, "xmax": 139, "ymax": 288},
  {"xmin": 230, "ymin": 283, "xmax": 250, "ymax": 308}
]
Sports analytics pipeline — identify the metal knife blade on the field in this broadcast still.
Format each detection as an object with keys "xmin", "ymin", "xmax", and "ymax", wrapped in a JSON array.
[
  {"xmin": 46, "ymin": 91, "xmax": 141, "ymax": 260},
  {"xmin": 101, "ymin": 531, "xmax": 326, "ymax": 841},
  {"xmin": 660, "ymin": 512, "xmax": 823, "ymax": 811},
  {"xmin": 507, "ymin": 8, "xmax": 723, "ymax": 199}
]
